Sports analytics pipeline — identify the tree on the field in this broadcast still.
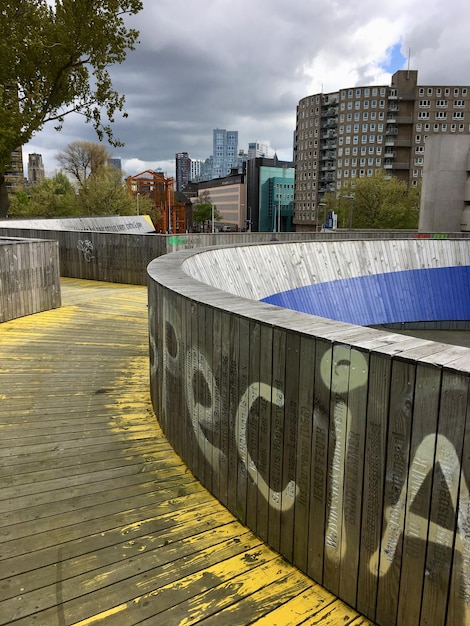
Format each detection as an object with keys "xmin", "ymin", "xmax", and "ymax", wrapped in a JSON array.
[
  {"xmin": 326, "ymin": 172, "xmax": 420, "ymax": 229},
  {"xmin": 8, "ymin": 172, "xmax": 78, "ymax": 217},
  {"xmin": 76, "ymin": 165, "xmax": 135, "ymax": 215},
  {"xmin": 0, "ymin": 0, "xmax": 143, "ymax": 217},
  {"xmin": 57, "ymin": 141, "xmax": 110, "ymax": 185},
  {"xmin": 193, "ymin": 191, "xmax": 222, "ymax": 232}
]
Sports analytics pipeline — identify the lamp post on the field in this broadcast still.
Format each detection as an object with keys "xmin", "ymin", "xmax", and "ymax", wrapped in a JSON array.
[{"xmin": 342, "ymin": 195, "xmax": 354, "ymax": 230}]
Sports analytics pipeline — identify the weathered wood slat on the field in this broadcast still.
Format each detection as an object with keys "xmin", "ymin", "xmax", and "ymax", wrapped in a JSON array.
[{"xmin": 1, "ymin": 278, "xmax": 368, "ymax": 625}]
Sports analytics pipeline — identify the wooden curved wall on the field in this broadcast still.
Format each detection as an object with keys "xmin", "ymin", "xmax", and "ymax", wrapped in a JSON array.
[{"xmin": 148, "ymin": 240, "xmax": 470, "ymax": 626}]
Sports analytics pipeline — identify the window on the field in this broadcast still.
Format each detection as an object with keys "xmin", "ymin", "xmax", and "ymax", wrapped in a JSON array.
[
  {"xmin": 436, "ymin": 100, "xmax": 448, "ymax": 107},
  {"xmin": 454, "ymin": 100, "xmax": 465, "ymax": 108},
  {"xmin": 369, "ymin": 135, "xmax": 375, "ymax": 143},
  {"xmin": 379, "ymin": 100, "xmax": 385, "ymax": 107},
  {"xmin": 376, "ymin": 146, "xmax": 382, "ymax": 154},
  {"xmin": 372, "ymin": 88, "xmax": 378, "ymax": 96},
  {"xmin": 442, "ymin": 124, "xmax": 447, "ymax": 131},
  {"xmin": 376, "ymin": 158, "xmax": 382, "ymax": 166},
  {"xmin": 368, "ymin": 146, "xmax": 374, "ymax": 153},
  {"xmin": 416, "ymin": 123, "xmax": 422, "ymax": 131},
  {"xmin": 371, "ymin": 112, "xmax": 376, "ymax": 120},
  {"xmin": 459, "ymin": 124, "xmax": 465, "ymax": 132},
  {"xmin": 445, "ymin": 88, "xmax": 450, "ymax": 96},
  {"xmin": 454, "ymin": 87, "xmax": 460, "ymax": 96},
  {"xmin": 419, "ymin": 88, "xmax": 424, "ymax": 96},
  {"xmin": 363, "ymin": 112, "xmax": 369, "ymax": 120},
  {"xmin": 418, "ymin": 111, "xmax": 430, "ymax": 119},
  {"xmin": 356, "ymin": 88, "xmax": 361, "ymax": 97},
  {"xmin": 463, "ymin": 88, "xmax": 468, "ymax": 96},
  {"xmin": 364, "ymin": 100, "xmax": 369, "ymax": 108},
  {"xmin": 371, "ymin": 100, "xmax": 377, "ymax": 108},
  {"xmin": 435, "ymin": 111, "xmax": 447, "ymax": 119},
  {"xmin": 419, "ymin": 100, "xmax": 431, "ymax": 107},
  {"xmin": 362, "ymin": 123, "xmax": 368, "ymax": 131},
  {"xmin": 427, "ymin": 88, "xmax": 433, "ymax": 95},
  {"xmin": 353, "ymin": 123, "xmax": 359, "ymax": 132},
  {"xmin": 453, "ymin": 111, "xmax": 464, "ymax": 119},
  {"xmin": 355, "ymin": 101, "xmax": 361, "ymax": 109},
  {"xmin": 415, "ymin": 146, "xmax": 424, "ymax": 153},
  {"xmin": 416, "ymin": 135, "xmax": 421, "ymax": 143}
]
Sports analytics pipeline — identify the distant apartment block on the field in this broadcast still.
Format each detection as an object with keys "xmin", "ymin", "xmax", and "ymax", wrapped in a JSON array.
[
  {"xmin": 5, "ymin": 147, "xmax": 24, "ymax": 195},
  {"xmin": 175, "ymin": 151, "xmax": 191, "ymax": 191},
  {"xmin": 28, "ymin": 153, "xmax": 45, "ymax": 185},
  {"xmin": 213, "ymin": 128, "xmax": 238, "ymax": 178},
  {"xmin": 294, "ymin": 70, "xmax": 470, "ymax": 230}
]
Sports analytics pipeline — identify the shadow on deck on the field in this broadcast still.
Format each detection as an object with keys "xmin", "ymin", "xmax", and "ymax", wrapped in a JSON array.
[{"xmin": 0, "ymin": 278, "xmax": 372, "ymax": 625}]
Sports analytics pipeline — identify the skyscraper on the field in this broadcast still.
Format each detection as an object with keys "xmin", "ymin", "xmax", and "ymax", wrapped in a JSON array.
[
  {"xmin": 212, "ymin": 129, "xmax": 238, "ymax": 178},
  {"xmin": 175, "ymin": 152, "xmax": 192, "ymax": 191}
]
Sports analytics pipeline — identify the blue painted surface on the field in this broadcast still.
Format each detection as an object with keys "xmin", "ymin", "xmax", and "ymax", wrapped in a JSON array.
[{"xmin": 261, "ymin": 266, "xmax": 470, "ymax": 326}]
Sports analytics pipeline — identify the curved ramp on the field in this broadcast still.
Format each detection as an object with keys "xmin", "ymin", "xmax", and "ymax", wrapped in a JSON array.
[
  {"xmin": 183, "ymin": 239, "xmax": 470, "ymax": 325},
  {"xmin": 0, "ymin": 279, "xmax": 370, "ymax": 625}
]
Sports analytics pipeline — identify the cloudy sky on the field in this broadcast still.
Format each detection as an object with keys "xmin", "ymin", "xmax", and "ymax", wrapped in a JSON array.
[{"xmin": 24, "ymin": 0, "xmax": 470, "ymax": 179}]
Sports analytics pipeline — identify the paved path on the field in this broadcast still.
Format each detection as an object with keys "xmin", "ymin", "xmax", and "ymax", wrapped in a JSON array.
[{"xmin": 0, "ymin": 278, "xmax": 373, "ymax": 625}]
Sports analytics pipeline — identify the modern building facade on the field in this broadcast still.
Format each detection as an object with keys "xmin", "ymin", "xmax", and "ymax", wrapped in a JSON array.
[
  {"xmin": 294, "ymin": 69, "xmax": 470, "ymax": 230},
  {"xmin": 246, "ymin": 156, "xmax": 295, "ymax": 232},
  {"xmin": 197, "ymin": 168, "xmax": 246, "ymax": 230},
  {"xmin": 212, "ymin": 129, "xmax": 238, "ymax": 178},
  {"xmin": 175, "ymin": 151, "xmax": 191, "ymax": 192}
]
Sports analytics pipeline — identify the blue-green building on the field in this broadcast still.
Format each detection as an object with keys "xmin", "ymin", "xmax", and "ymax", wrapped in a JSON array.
[{"xmin": 246, "ymin": 156, "xmax": 295, "ymax": 232}]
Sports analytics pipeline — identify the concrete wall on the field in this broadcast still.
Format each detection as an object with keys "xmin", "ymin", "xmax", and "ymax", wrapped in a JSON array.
[
  {"xmin": 419, "ymin": 134, "xmax": 470, "ymax": 232},
  {"xmin": 148, "ymin": 239, "xmax": 470, "ymax": 626},
  {"xmin": 0, "ymin": 237, "xmax": 61, "ymax": 322}
]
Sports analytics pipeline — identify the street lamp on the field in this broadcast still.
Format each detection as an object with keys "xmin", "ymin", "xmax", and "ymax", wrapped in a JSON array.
[{"xmin": 342, "ymin": 195, "xmax": 354, "ymax": 230}]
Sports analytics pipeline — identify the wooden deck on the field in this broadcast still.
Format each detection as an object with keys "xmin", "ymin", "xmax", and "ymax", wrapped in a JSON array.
[{"xmin": 0, "ymin": 278, "xmax": 373, "ymax": 626}]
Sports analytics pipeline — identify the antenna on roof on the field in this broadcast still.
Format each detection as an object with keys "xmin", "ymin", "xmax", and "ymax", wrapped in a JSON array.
[{"xmin": 407, "ymin": 48, "xmax": 411, "ymax": 78}]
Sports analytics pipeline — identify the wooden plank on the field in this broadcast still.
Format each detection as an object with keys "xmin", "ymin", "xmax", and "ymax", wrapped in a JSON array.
[
  {"xmin": 420, "ymin": 371, "xmax": 469, "ymax": 626},
  {"xmin": 245, "ymin": 319, "xmax": 261, "ymax": 531},
  {"xmin": 210, "ymin": 305, "xmax": 223, "ymax": 502},
  {"xmin": 307, "ymin": 339, "xmax": 331, "ymax": 583},
  {"xmin": 256, "ymin": 324, "xmax": 274, "ymax": 542},
  {"xmin": 218, "ymin": 309, "xmax": 231, "ymax": 507},
  {"xmin": 294, "ymin": 334, "xmax": 316, "ymax": 573},
  {"xmin": 268, "ymin": 327, "xmax": 287, "ymax": 553},
  {"xmin": 447, "ymin": 383, "xmax": 470, "ymax": 626},
  {"xmin": 357, "ymin": 352, "xmax": 391, "ymax": 621},
  {"xmin": 227, "ymin": 314, "xmax": 240, "ymax": 514},
  {"xmin": 280, "ymin": 330, "xmax": 301, "ymax": 561},
  {"xmin": 339, "ymin": 347, "xmax": 369, "ymax": 607},
  {"xmin": 375, "ymin": 358, "xmax": 416, "ymax": 626},
  {"xmin": 396, "ymin": 364, "xmax": 441, "ymax": 626},
  {"xmin": 235, "ymin": 316, "xmax": 250, "ymax": 522},
  {"xmin": 323, "ymin": 343, "xmax": 351, "ymax": 594}
]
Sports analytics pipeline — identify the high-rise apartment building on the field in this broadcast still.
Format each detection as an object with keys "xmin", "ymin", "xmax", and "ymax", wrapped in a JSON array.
[
  {"xmin": 212, "ymin": 129, "xmax": 238, "ymax": 178},
  {"xmin": 175, "ymin": 151, "xmax": 192, "ymax": 191},
  {"xmin": 5, "ymin": 147, "xmax": 24, "ymax": 195},
  {"xmin": 28, "ymin": 153, "xmax": 45, "ymax": 185},
  {"xmin": 294, "ymin": 70, "xmax": 470, "ymax": 229}
]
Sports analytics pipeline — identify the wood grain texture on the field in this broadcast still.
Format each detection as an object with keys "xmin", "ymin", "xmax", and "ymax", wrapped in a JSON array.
[{"xmin": 0, "ymin": 278, "xmax": 370, "ymax": 626}]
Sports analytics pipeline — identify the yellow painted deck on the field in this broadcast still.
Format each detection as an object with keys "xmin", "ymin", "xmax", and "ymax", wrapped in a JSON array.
[{"xmin": 0, "ymin": 278, "xmax": 373, "ymax": 626}]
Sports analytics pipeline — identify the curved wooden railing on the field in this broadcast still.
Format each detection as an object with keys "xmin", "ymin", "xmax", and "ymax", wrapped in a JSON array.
[{"xmin": 147, "ymin": 239, "xmax": 470, "ymax": 626}]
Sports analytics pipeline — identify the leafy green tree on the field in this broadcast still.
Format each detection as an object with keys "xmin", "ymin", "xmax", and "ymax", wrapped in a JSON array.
[
  {"xmin": 76, "ymin": 165, "xmax": 135, "ymax": 215},
  {"xmin": 8, "ymin": 172, "xmax": 78, "ymax": 217},
  {"xmin": 0, "ymin": 0, "xmax": 143, "ymax": 217},
  {"xmin": 328, "ymin": 172, "xmax": 420, "ymax": 229},
  {"xmin": 193, "ymin": 191, "xmax": 221, "ymax": 231}
]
